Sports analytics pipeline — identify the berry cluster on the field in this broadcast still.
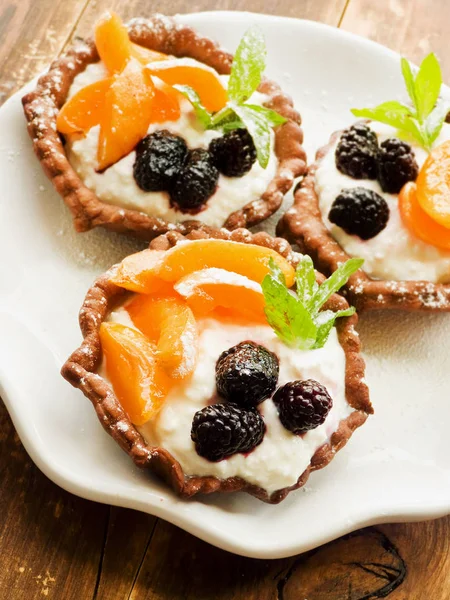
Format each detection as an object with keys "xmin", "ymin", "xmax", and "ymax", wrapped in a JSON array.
[
  {"xmin": 335, "ymin": 123, "xmax": 418, "ymax": 193},
  {"xmin": 332, "ymin": 123, "xmax": 419, "ymax": 239},
  {"xmin": 133, "ymin": 129, "xmax": 257, "ymax": 211},
  {"xmin": 191, "ymin": 341, "xmax": 333, "ymax": 462}
]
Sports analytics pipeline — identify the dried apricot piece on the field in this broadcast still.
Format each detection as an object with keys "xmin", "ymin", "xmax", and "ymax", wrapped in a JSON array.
[
  {"xmin": 126, "ymin": 295, "xmax": 198, "ymax": 379},
  {"xmin": 147, "ymin": 62, "xmax": 227, "ymax": 112},
  {"xmin": 416, "ymin": 140, "xmax": 450, "ymax": 228},
  {"xmin": 174, "ymin": 268, "xmax": 266, "ymax": 321},
  {"xmin": 110, "ymin": 240, "xmax": 296, "ymax": 292},
  {"xmin": 97, "ymin": 59, "xmax": 155, "ymax": 170},
  {"xmin": 399, "ymin": 182, "xmax": 450, "ymax": 250},
  {"xmin": 130, "ymin": 43, "xmax": 168, "ymax": 65},
  {"xmin": 95, "ymin": 12, "xmax": 132, "ymax": 74},
  {"xmin": 100, "ymin": 322, "xmax": 171, "ymax": 426},
  {"xmin": 109, "ymin": 250, "xmax": 168, "ymax": 294},
  {"xmin": 57, "ymin": 78, "xmax": 113, "ymax": 134},
  {"xmin": 150, "ymin": 83, "xmax": 181, "ymax": 123}
]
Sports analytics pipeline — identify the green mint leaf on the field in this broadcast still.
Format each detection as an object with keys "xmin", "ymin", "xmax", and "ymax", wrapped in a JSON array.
[
  {"xmin": 351, "ymin": 54, "xmax": 445, "ymax": 151},
  {"xmin": 208, "ymin": 106, "xmax": 245, "ymax": 131},
  {"xmin": 401, "ymin": 58, "xmax": 418, "ymax": 115},
  {"xmin": 209, "ymin": 106, "xmax": 235, "ymax": 128},
  {"xmin": 220, "ymin": 119, "xmax": 246, "ymax": 132},
  {"xmin": 313, "ymin": 307, "xmax": 355, "ymax": 349},
  {"xmin": 232, "ymin": 103, "xmax": 272, "ymax": 168},
  {"xmin": 268, "ymin": 258, "xmax": 286, "ymax": 285},
  {"xmin": 262, "ymin": 275, "xmax": 317, "ymax": 349},
  {"xmin": 414, "ymin": 53, "xmax": 442, "ymax": 122},
  {"xmin": 228, "ymin": 26, "xmax": 266, "ymax": 104},
  {"xmin": 173, "ymin": 85, "xmax": 211, "ymax": 127},
  {"xmin": 351, "ymin": 105, "xmax": 425, "ymax": 146},
  {"xmin": 310, "ymin": 258, "xmax": 363, "ymax": 315},
  {"xmin": 244, "ymin": 103, "xmax": 287, "ymax": 127},
  {"xmin": 262, "ymin": 258, "xmax": 360, "ymax": 350},
  {"xmin": 426, "ymin": 100, "xmax": 450, "ymax": 144},
  {"xmin": 295, "ymin": 255, "xmax": 318, "ymax": 307}
]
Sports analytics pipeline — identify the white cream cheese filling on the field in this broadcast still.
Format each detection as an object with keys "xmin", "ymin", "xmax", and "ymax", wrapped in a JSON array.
[
  {"xmin": 315, "ymin": 122, "xmax": 450, "ymax": 283},
  {"xmin": 65, "ymin": 61, "xmax": 278, "ymax": 227},
  {"xmin": 103, "ymin": 309, "xmax": 353, "ymax": 494}
]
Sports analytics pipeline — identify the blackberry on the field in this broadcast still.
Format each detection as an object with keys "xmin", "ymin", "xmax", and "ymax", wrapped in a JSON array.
[
  {"xmin": 335, "ymin": 123, "xmax": 379, "ymax": 179},
  {"xmin": 191, "ymin": 403, "xmax": 265, "ymax": 461},
  {"xmin": 216, "ymin": 341, "xmax": 279, "ymax": 409},
  {"xmin": 273, "ymin": 379, "xmax": 332, "ymax": 435},
  {"xmin": 170, "ymin": 149, "xmax": 219, "ymax": 210},
  {"xmin": 133, "ymin": 130, "xmax": 188, "ymax": 192},
  {"xmin": 377, "ymin": 138, "xmax": 419, "ymax": 194},
  {"xmin": 329, "ymin": 187, "xmax": 389, "ymax": 240},
  {"xmin": 209, "ymin": 129, "xmax": 257, "ymax": 177}
]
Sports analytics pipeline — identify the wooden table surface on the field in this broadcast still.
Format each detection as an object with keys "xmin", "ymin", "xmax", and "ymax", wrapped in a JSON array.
[{"xmin": 1, "ymin": 1, "xmax": 449, "ymax": 598}]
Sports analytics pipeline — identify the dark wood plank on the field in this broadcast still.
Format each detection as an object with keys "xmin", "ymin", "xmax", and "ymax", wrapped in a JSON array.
[
  {"xmin": 0, "ymin": 0, "xmax": 88, "ymax": 104},
  {"xmin": 0, "ymin": 403, "xmax": 107, "ymax": 599},
  {"xmin": 95, "ymin": 508, "xmax": 158, "ymax": 599},
  {"xmin": 341, "ymin": 0, "xmax": 450, "ymax": 80},
  {"xmin": 71, "ymin": 0, "xmax": 347, "ymax": 40},
  {"xmin": 121, "ymin": 517, "xmax": 450, "ymax": 599}
]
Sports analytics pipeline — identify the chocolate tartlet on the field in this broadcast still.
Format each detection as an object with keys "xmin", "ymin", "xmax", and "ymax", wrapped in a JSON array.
[
  {"xmin": 22, "ymin": 15, "xmax": 306, "ymax": 240},
  {"xmin": 278, "ymin": 130, "xmax": 450, "ymax": 312},
  {"xmin": 61, "ymin": 226, "xmax": 372, "ymax": 504}
]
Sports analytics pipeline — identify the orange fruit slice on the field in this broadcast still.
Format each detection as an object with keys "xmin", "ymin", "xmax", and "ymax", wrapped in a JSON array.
[
  {"xmin": 147, "ymin": 62, "xmax": 227, "ymax": 112},
  {"xmin": 100, "ymin": 322, "xmax": 171, "ymax": 426},
  {"xmin": 130, "ymin": 42, "xmax": 168, "ymax": 65},
  {"xmin": 57, "ymin": 77, "xmax": 113, "ymax": 134},
  {"xmin": 109, "ymin": 250, "xmax": 167, "ymax": 293},
  {"xmin": 416, "ymin": 140, "xmax": 450, "ymax": 229},
  {"xmin": 399, "ymin": 182, "xmax": 450, "ymax": 250},
  {"xmin": 126, "ymin": 295, "xmax": 198, "ymax": 379},
  {"xmin": 174, "ymin": 268, "xmax": 266, "ymax": 321},
  {"xmin": 95, "ymin": 12, "xmax": 169, "ymax": 74},
  {"xmin": 97, "ymin": 59, "xmax": 155, "ymax": 171},
  {"xmin": 150, "ymin": 83, "xmax": 181, "ymax": 123},
  {"xmin": 95, "ymin": 12, "xmax": 132, "ymax": 74},
  {"xmin": 110, "ymin": 240, "xmax": 296, "ymax": 293}
]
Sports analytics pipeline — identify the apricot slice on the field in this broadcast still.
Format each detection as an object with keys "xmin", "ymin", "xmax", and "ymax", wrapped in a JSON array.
[
  {"xmin": 399, "ymin": 182, "xmax": 450, "ymax": 250},
  {"xmin": 100, "ymin": 322, "xmax": 171, "ymax": 426},
  {"xmin": 97, "ymin": 60, "xmax": 155, "ymax": 171},
  {"xmin": 147, "ymin": 62, "xmax": 227, "ymax": 112},
  {"xmin": 111, "ymin": 240, "xmax": 296, "ymax": 292},
  {"xmin": 126, "ymin": 295, "xmax": 198, "ymax": 379},
  {"xmin": 95, "ymin": 12, "xmax": 132, "ymax": 74},
  {"xmin": 109, "ymin": 250, "xmax": 168, "ymax": 293},
  {"xmin": 416, "ymin": 140, "xmax": 450, "ymax": 229},
  {"xmin": 150, "ymin": 84, "xmax": 181, "ymax": 123},
  {"xmin": 130, "ymin": 43, "xmax": 168, "ymax": 65},
  {"xmin": 95, "ymin": 13, "xmax": 169, "ymax": 75},
  {"xmin": 57, "ymin": 78, "xmax": 113, "ymax": 134},
  {"xmin": 174, "ymin": 268, "xmax": 266, "ymax": 321}
]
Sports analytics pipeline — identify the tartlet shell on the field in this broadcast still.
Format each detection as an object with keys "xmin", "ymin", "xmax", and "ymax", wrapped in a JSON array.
[
  {"xmin": 61, "ymin": 226, "xmax": 372, "ymax": 504},
  {"xmin": 22, "ymin": 15, "xmax": 306, "ymax": 240},
  {"xmin": 277, "ymin": 129, "xmax": 450, "ymax": 312}
]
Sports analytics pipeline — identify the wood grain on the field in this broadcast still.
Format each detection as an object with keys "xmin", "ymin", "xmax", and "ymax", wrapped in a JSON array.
[
  {"xmin": 71, "ymin": 0, "xmax": 347, "ymax": 40},
  {"xmin": 0, "ymin": 404, "xmax": 107, "ymax": 599},
  {"xmin": 0, "ymin": 0, "xmax": 88, "ymax": 104},
  {"xmin": 1, "ymin": 0, "xmax": 450, "ymax": 598},
  {"xmin": 341, "ymin": 0, "xmax": 450, "ymax": 80}
]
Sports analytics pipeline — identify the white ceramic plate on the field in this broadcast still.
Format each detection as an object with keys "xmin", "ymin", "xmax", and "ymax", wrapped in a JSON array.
[{"xmin": 1, "ymin": 11, "xmax": 449, "ymax": 560}]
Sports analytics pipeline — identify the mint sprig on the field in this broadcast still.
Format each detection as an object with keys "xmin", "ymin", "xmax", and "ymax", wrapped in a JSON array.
[
  {"xmin": 351, "ymin": 53, "xmax": 449, "ymax": 150},
  {"xmin": 173, "ymin": 85, "xmax": 211, "ymax": 128},
  {"xmin": 179, "ymin": 27, "xmax": 287, "ymax": 169},
  {"xmin": 262, "ymin": 256, "xmax": 363, "ymax": 349}
]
